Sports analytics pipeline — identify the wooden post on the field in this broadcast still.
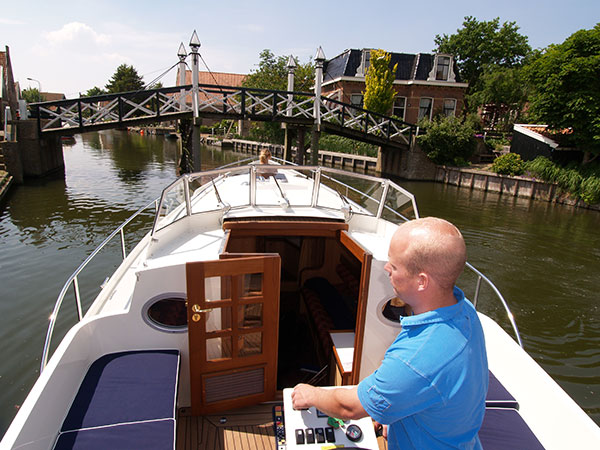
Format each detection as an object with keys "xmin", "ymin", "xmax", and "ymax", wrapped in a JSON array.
[{"xmin": 297, "ymin": 128, "xmax": 306, "ymax": 165}]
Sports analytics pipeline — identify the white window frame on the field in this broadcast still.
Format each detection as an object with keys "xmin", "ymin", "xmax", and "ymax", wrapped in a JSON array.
[
  {"xmin": 443, "ymin": 98, "xmax": 457, "ymax": 117},
  {"xmin": 428, "ymin": 54, "xmax": 456, "ymax": 82},
  {"xmin": 393, "ymin": 96, "xmax": 407, "ymax": 120},
  {"xmin": 418, "ymin": 97, "xmax": 433, "ymax": 120}
]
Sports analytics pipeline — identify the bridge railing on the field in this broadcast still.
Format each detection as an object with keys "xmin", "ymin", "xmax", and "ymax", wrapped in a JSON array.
[{"xmin": 31, "ymin": 84, "xmax": 416, "ymax": 146}]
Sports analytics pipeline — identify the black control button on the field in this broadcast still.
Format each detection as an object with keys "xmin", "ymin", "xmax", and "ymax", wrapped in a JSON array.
[
  {"xmin": 325, "ymin": 427, "xmax": 335, "ymax": 442},
  {"xmin": 295, "ymin": 429, "xmax": 305, "ymax": 445},
  {"xmin": 305, "ymin": 428, "xmax": 315, "ymax": 444},
  {"xmin": 315, "ymin": 427, "xmax": 325, "ymax": 443}
]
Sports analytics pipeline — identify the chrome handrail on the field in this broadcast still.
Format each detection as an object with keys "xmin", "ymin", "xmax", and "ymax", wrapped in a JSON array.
[
  {"xmin": 465, "ymin": 261, "xmax": 524, "ymax": 348},
  {"xmin": 40, "ymin": 199, "xmax": 158, "ymax": 372}
]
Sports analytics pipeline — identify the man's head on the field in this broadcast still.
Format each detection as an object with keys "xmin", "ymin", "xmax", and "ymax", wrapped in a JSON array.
[{"xmin": 384, "ymin": 217, "xmax": 466, "ymax": 308}]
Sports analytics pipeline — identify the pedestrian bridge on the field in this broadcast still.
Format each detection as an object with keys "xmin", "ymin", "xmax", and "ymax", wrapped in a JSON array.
[{"xmin": 30, "ymin": 84, "xmax": 416, "ymax": 149}]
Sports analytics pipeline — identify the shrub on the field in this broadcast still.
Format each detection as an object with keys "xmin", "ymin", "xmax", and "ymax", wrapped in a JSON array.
[
  {"xmin": 416, "ymin": 116, "xmax": 476, "ymax": 166},
  {"xmin": 491, "ymin": 153, "xmax": 525, "ymax": 175},
  {"xmin": 319, "ymin": 134, "xmax": 378, "ymax": 157},
  {"xmin": 580, "ymin": 176, "xmax": 600, "ymax": 205}
]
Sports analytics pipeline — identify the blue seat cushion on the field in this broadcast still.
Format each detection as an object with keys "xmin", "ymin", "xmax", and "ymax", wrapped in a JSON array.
[
  {"xmin": 479, "ymin": 408, "xmax": 545, "ymax": 449},
  {"xmin": 61, "ymin": 350, "xmax": 179, "ymax": 432},
  {"xmin": 54, "ymin": 419, "xmax": 175, "ymax": 450},
  {"xmin": 486, "ymin": 371, "xmax": 518, "ymax": 409}
]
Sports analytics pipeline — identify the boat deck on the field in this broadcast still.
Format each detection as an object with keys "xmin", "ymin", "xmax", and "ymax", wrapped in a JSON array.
[{"xmin": 176, "ymin": 404, "xmax": 388, "ymax": 450}]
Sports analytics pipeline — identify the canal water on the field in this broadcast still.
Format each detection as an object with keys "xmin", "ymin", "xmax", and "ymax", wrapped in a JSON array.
[{"xmin": 0, "ymin": 130, "xmax": 598, "ymax": 437}]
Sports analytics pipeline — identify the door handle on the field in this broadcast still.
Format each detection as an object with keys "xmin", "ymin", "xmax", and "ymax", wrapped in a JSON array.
[{"xmin": 191, "ymin": 304, "xmax": 213, "ymax": 322}]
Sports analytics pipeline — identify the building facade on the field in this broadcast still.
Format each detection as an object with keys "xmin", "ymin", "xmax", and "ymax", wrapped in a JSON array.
[{"xmin": 322, "ymin": 49, "xmax": 468, "ymax": 124}]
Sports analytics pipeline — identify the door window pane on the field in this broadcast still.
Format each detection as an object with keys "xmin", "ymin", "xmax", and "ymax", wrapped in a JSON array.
[
  {"xmin": 205, "ymin": 276, "xmax": 232, "ymax": 302},
  {"xmin": 239, "ymin": 303, "xmax": 263, "ymax": 328},
  {"xmin": 241, "ymin": 273, "xmax": 263, "ymax": 297},
  {"xmin": 207, "ymin": 336, "xmax": 232, "ymax": 361},
  {"xmin": 238, "ymin": 332, "xmax": 263, "ymax": 357},
  {"xmin": 205, "ymin": 307, "xmax": 232, "ymax": 332}
]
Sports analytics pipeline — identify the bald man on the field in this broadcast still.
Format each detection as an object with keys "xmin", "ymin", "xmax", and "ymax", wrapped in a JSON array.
[{"xmin": 292, "ymin": 217, "xmax": 488, "ymax": 449}]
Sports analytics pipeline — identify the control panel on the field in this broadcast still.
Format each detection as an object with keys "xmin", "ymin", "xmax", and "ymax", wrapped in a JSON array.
[{"xmin": 282, "ymin": 387, "xmax": 379, "ymax": 449}]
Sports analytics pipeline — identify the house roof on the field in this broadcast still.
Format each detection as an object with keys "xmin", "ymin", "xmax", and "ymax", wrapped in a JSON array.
[
  {"xmin": 323, "ymin": 49, "xmax": 463, "ymax": 83},
  {"xmin": 41, "ymin": 92, "xmax": 66, "ymax": 101},
  {"xmin": 176, "ymin": 69, "xmax": 246, "ymax": 87}
]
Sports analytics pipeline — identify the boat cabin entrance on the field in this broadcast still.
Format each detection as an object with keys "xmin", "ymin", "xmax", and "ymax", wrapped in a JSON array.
[{"xmin": 186, "ymin": 218, "xmax": 372, "ymax": 414}]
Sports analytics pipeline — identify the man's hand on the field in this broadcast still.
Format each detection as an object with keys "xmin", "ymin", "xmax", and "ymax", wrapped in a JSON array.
[
  {"xmin": 374, "ymin": 421, "xmax": 388, "ymax": 439},
  {"xmin": 291, "ymin": 383, "xmax": 317, "ymax": 410}
]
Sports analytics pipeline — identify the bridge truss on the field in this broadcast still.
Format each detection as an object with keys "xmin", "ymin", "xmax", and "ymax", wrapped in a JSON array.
[{"xmin": 31, "ymin": 84, "xmax": 416, "ymax": 149}]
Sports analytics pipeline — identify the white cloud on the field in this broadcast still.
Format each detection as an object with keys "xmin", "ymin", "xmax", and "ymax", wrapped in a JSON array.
[{"xmin": 44, "ymin": 22, "xmax": 110, "ymax": 46}]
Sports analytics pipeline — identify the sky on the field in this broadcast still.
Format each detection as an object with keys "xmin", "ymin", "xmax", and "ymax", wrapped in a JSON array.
[{"xmin": 1, "ymin": 0, "xmax": 598, "ymax": 98}]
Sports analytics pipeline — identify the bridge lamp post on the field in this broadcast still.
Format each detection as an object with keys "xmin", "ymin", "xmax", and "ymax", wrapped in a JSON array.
[
  {"xmin": 311, "ymin": 47, "xmax": 326, "ymax": 165},
  {"xmin": 188, "ymin": 30, "xmax": 202, "ymax": 171},
  {"xmin": 286, "ymin": 55, "xmax": 296, "ymax": 117},
  {"xmin": 177, "ymin": 43, "xmax": 187, "ymax": 112},
  {"xmin": 27, "ymin": 77, "xmax": 42, "ymax": 102}
]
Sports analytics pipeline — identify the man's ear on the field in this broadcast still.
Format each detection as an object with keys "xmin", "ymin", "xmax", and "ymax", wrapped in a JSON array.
[{"xmin": 416, "ymin": 272, "xmax": 429, "ymax": 291}]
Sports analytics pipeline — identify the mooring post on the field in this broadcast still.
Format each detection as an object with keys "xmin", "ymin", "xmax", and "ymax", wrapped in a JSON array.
[
  {"xmin": 189, "ymin": 30, "xmax": 202, "ymax": 171},
  {"xmin": 311, "ymin": 47, "xmax": 325, "ymax": 165}
]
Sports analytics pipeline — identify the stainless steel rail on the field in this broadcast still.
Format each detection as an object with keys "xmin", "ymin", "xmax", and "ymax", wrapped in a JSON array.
[
  {"xmin": 465, "ymin": 261, "xmax": 524, "ymax": 348},
  {"xmin": 40, "ymin": 199, "xmax": 158, "ymax": 372}
]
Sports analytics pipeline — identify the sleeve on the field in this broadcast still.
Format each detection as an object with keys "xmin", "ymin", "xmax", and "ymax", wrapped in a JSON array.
[{"xmin": 357, "ymin": 354, "xmax": 443, "ymax": 424}]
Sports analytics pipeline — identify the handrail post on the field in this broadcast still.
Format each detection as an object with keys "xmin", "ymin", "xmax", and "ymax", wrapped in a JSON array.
[
  {"xmin": 73, "ymin": 276, "xmax": 83, "ymax": 321},
  {"xmin": 311, "ymin": 167, "xmax": 321, "ymax": 207},
  {"xmin": 376, "ymin": 180, "xmax": 390, "ymax": 218},
  {"xmin": 473, "ymin": 276, "xmax": 482, "ymax": 308},
  {"xmin": 120, "ymin": 228, "xmax": 127, "ymax": 260}
]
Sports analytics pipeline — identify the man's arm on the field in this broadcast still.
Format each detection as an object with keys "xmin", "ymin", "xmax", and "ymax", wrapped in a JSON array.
[{"xmin": 291, "ymin": 384, "xmax": 368, "ymax": 421}]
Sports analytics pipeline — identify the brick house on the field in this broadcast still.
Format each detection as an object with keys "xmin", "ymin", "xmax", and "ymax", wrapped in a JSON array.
[
  {"xmin": 322, "ymin": 49, "xmax": 468, "ymax": 124},
  {"xmin": 176, "ymin": 68, "xmax": 246, "ymax": 106}
]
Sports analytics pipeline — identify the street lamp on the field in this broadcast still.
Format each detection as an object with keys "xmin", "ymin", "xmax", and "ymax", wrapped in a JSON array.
[{"xmin": 27, "ymin": 77, "xmax": 42, "ymax": 102}]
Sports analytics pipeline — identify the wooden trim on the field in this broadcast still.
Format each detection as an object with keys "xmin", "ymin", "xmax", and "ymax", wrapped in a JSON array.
[
  {"xmin": 339, "ymin": 230, "xmax": 367, "ymax": 261},
  {"xmin": 352, "ymin": 251, "xmax": 372, "ymax": 384},
  {"xmin": 223, "ymin": 220, "xmax": 348, "ymax": 238}
]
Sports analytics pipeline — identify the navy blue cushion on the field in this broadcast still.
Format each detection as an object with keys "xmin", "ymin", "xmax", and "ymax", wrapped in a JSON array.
[
  {"xmin": 55, "ymin": 419, "xmax": 175, "ymax": 450},
  {"xmin": 61, "ymin": 350, "xmax": 179, "ymax": 432},
  {"xmin": 486, "ymin": 371, "xmax": 519, "ymax": 409},
  {"xmin": 479, "ymin": 408, "xmax": 545, "ymax": 449}
]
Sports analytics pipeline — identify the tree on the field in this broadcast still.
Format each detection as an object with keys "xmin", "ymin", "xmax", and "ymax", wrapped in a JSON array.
[
  {"xmin": 434, "ymin": 17, "xmax": 531, "ymax": 94},
  {"xmin": 84, "ymin": 86, "xmax": 106, "ymax": 97},
  {"xmin": 242, "ymin": 50, "xmax": 315, "ymax": 143},
  {"xmin": 105, "ymin": 64, "xmax": 144, "ymax": 93},
  {"xmin": 467, "ymin": 65, "xmax": 529, "ymax": 130},
  {"xmin": 22, "ymin": 87, "xmax": 44, "ymax": 103},
  {"xmin": 524, "ymin": 24, "xmax": 600, "ymax": 161},
  {"xmin": 417, "ymin": 115, "xmax": 477, "ymax": 166},
  {"xmin": 363, "ymin": 49, "xmax": 397, "ymax": 115}
]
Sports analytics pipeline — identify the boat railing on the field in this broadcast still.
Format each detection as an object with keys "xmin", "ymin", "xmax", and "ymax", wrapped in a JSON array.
[
  {"xmin": 40, "ymin": 199, "xmax": 159, "ymax": 372},
  {"xmin": 464, "ymin": 262, "xmax": 524, "ymax": 348}
]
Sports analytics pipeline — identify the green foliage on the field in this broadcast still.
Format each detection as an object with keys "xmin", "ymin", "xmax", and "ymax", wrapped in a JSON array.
[
  {"xmin": 417, "ymin": 115, "xmax": 477, "ymax": 165},
  {"xmin": 105, "ymin": 64, "xmax": 144, "ymax": 93},
  {"xmin": 524, "ymin": 24, "xmax": 600, "ymax": 155},
  {"xmin": 491, "ymin": 153, "xmax": 524, "ymax": 175},
  {"xmin": 242, "ymin": 50, "xmax": 315, "ymax": 144},
  {"xmin": 83, "ymin": 86, "xmax": 106, "ymax": 97},
  {"xmin": 319, "ymin": 134, "xmax": 378, "ymax": 157},
  {"xmin": 434, "ymin": 16, "xmax": 531, "ymax": 93},
  {"xmin": 22, "ymin": 87, "xmax": 44, "ymax": 103},
  {"xmin": 524, "ymin": 156, "xmax": 600, "ymax": 205},
  {"xmin": 363, "ymin": 49, "xmax": 397, "ymax": 115}
]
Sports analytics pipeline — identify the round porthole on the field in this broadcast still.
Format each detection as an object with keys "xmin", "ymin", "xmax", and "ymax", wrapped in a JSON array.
[
  {"xmin": 143, "ymin": 294, "xmax": 187, "ymax": 332},
  {"xmin": 376, "ymin": 296, "xmax": 408, "ymax": 326}
]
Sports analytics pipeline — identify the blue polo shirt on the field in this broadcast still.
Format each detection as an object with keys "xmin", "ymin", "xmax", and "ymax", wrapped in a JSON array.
[{"xmin": 357, "ymin": 287, "xmax": 488, "ymax": 450}]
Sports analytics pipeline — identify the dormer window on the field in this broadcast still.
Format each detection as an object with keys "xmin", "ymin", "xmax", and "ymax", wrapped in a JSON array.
[
  {"xmin": 428, "ymin": 54, "xmax": 456, "ymax": 82},
  {"xmin": 356, "ymin": 49, "xmax": 372, "ymax": 77},
  {"xmin": 436, "ymin": 56, "xmax": 451, "ymax": 80}
]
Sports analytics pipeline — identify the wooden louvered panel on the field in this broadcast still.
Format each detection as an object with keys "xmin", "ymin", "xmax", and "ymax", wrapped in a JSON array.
[{"xmin": 204, "ymin": 367, "xmax": 264, "ymax": 404}]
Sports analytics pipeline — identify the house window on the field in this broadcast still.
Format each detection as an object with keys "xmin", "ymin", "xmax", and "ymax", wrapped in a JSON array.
[
  {"xmin": 436, "ymin": 56, "xmax": 451, "ymax": 81},
  {"xmin": 393, "ymin": 97, "xmax": 406, "ymax": 120},
  {"xmin": 418, "ymin": 98, "xmax": 433, "ymax": 120},
  {"xmin": 443, "ymin": 99, "xmax": 457, "ymax": 116},
  {"xmin": 350, "ymin": 94, "xmax": 363, "ymax": 108}
]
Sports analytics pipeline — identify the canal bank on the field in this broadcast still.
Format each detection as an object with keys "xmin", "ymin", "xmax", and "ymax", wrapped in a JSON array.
[{"xmin": 0, "ymin": 170, "xmax": 12, "ymax": 204}]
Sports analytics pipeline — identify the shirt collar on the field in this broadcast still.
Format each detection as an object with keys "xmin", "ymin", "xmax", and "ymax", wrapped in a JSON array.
[{"xmin": 400, "ymin": 286, "xmax": 466, "ymax": 327}]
